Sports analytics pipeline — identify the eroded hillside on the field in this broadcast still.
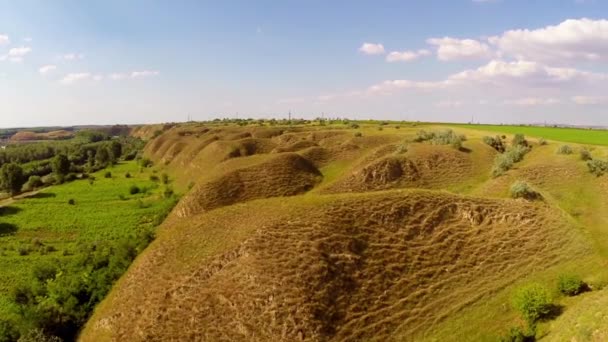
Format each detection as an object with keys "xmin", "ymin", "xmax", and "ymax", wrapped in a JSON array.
[{"xmin": 81, "ymin": 123, "xmax": 608, "ymax": 341}]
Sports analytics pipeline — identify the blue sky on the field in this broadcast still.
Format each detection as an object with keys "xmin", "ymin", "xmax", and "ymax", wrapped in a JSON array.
[{"xmin": 1, "ymin": 0, "xmax": 608, "ymax": 127}]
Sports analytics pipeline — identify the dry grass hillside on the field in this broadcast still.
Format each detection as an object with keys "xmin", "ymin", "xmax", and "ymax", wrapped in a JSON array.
[{"xmin": 80, "ymin": 122, "xmax": 608, "ymax": 341}]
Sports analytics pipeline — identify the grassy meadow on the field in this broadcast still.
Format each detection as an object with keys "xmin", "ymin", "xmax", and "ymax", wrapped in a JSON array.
[
  {"xmin": 0, "ymin": 161, "xmax": 177, "ymax": 321},
  {"xmin": 452, "ymin": 123, "xmax": 608, "ymax": 146}
]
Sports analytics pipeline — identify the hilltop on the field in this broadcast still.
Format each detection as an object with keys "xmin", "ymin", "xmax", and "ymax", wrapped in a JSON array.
[{"xmin": 79, "ymin": 121, "xmax": 608, "ymax": 341}]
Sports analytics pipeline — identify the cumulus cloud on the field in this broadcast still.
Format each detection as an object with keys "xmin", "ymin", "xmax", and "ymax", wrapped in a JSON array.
[
  {"xmin": 447, "ymin": 59, "xmax": 606, "ymax": 85},
  {"xmin": 359, "ymin": 42, "xmax": 385, "ymax": 55},
  {"xmin": 504, "ymin": 97, "xmax": 561, "ymax": 106},
  {"xmin": 60, "ymin": 73, "xmax": 91, "ymax": 85},
  {"xmin": 130, "ymin": 70, "xmax": 159, "ymax": 78},
  {"xmin": 109, "ymin": 73, "xmax": 126, "ymax": 80},
  {"xmin": 361, "ymin": 59, "xmax": 607, "ymax": 98},
  {"xmin": 386, "ymin": 49, "xmax": 431, "ymax": 62},
  {"xmin": 427, "ymin": 37, "xmax": 494, "ymax": 61},
  {"xmin": 39, "ymin": 65, "xmax": 57, "ymax": 75},
  {"xmin": 1, "ymin": 46, "xmax": 32, "ymax": 62},
  {"xmin": 435, "ymin": 100, "xmax": 465, "ymax": 108},
  {"xmin": 572, "ymin": 95, "xmax": 607, "ymax": 105},
  {"xmin": 109, "ymin": 70, "xmax": 160, "ymax": 80},
  {"xmin": 490, "ymin": 18, "xmax": 608, "ymax": 64},
  {"xmin": 0, "ymin": 34, "xmax": 9, "ymax": 45},
  {"xmin": 61, "ymin": 53, "xmax": 85, "ymax": 61}
]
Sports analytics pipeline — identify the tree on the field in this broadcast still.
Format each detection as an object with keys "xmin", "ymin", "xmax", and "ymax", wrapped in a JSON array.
[
  {"xmin": 0, "ymin": 163, "xmax": 25, "ymax": 196},
  {"xmin": 95, "ymin": 146, "xmax": 110, "ymax": 167},
  {"xmin": 51, "ymin": 154, "xmax": 70, "ymax": 179},
  {"xmin": 110, "ymin": 141, "xmax": 122, "ymax": 160},
  {"xmin": 512, "ymin": 283, "xmax": 552, "ymax": 328}
]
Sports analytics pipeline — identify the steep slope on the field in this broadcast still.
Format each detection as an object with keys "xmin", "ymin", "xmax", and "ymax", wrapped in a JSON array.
[{"xmin": 81, "ymin": 190, "xmax": 588, "ymax": 341}]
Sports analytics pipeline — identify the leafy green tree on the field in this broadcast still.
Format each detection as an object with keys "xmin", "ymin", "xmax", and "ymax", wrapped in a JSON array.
[
  {"xmin": 95, "ymin": 146, "xmax": 110, "ymax": 167},
  {"xmin": 0, "ymin": 163, "xmax": 25, "ymax": 196},
  {"xmin": 110, "ymin": 141, "xmax": 122, "ymax": 160},
  {"xmin": 51, "ymin": 154, "xmax": 70, "ymax": 179},
  {"xmin": 512, "ymin": 283, "xmax": 552, "ymax": 328}
]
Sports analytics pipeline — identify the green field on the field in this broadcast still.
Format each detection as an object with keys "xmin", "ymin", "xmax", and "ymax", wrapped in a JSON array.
[
  {"xmin": 452, "ymin": 124, "xmax": 608, "ymax": 146},
  {"xmin": 0, "ymin": 161, "xmax": 176, "ymax": 321}
]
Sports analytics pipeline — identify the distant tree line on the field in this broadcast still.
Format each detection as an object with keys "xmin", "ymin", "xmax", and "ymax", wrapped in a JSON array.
[{"xmin": 0, "ymin": 135, "xmax": 145, "ymax": 196}]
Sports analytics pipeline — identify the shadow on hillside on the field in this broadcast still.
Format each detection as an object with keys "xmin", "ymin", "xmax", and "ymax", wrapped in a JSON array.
[
  {"xmin": 458, "ymin": 147, "xmax": 472, "ymax": 153},
  {"xmin": 0, "ymin": 223, "xmax": 18, "ymax": 236},
  {"xmin": 28, "ymin": 192, "xmax": 56, "ymax": 199},
  {"xmin": 0, "ymin": 206, "xmax": 22, "ymax": 216},
  {"xmin": 542, "ymin": 304, "xmax": 565, "ymax": 322}
]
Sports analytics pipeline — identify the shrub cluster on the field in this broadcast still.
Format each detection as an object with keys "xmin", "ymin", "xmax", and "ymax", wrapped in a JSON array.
[
  {"xmin": 556, "ymin": 145, "xmax": 573, "ymax": 155},
  {"xmin": 482, "ymin": 135, "xmax": 506, "ymax": 153},
  {"xmin": 580, "ymin": 148, "xmax": 592, "ymax": 161},
  {"xmin": 414, "ymin": 129, "xmax": 466, "ymax": 150},
  {"xmin": 512, "ymin": 133, "xmax": 529, "ymax": 148},
  {"xmin": 587, "ymin": 159, "xmax": 608, "ymax": 177},
  {"xmin": 512, "ymin": 283, "xmax": 552, "ymax": 327},
  {"xmin": 557, "ymin": 274, "xmax": 585, "ymax": 296},
  {"xmin": 510, "ymin": 181, "xmax": 541, "ymax": 200},
  {"xmin": 491, "ymin": 145, "xmax": 530, "ymax": 177},
  {"xmin": 538, "ymin": 138, "xmax": 548, "ymax": 145},
  {"xmin": 6, "ymin": 230, "xmax": 155, "ymax": 341}
]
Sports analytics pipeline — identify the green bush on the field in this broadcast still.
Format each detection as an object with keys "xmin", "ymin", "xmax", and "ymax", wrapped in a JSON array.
[
  {"xmin": 350, "ymin": 123, "xmax": 360, "ymax": 129},
  {"xmin": 506, "ymin": 145, "xmax": 529, "ymax": 163},
  {"xmin": 67, "ymin": 198, "xmax": 76, "ymax": 205},
  {"xmin": 512, "ymin": 133, "xmax": 528, "ymax": 147},
  {"xmin": 149, "ymin": 175, "xmax": 159, "ymax": 182},
  {"xmin": 538, "ymin": 138, "xmax": 548, "ymax": 145},
  {"xmin": 580, "ymin": 148, "xmax": 592, "ymax": 161},
  {"xmin": 161, "ymin": 173, "xmax": 169, "ymax": 184},
  {"xmin": 483, "ymin": 135, "xmax": 506, "ymax": 153},
  {"xmin": 125, "ymin": 172, "xmax": 132, "ymax": 178},
  {"xmin": 0, "ymin": 319, "xmax": 19, "ymax": 342},
  {"xmin": 557, "ymin": 274, "xmax": 585, "ymax": 296},
  {"xmin": 492, "ymin": 153, "xmax": 515, "ymax": 177},
  {"xmin": 557, "ymin": 145, "xmax": 573, "ymax": 155},
  {"xmin": 140, "ymin": 158, "xmax": 153, "ymax": 168},
  {"xmin": 510, "ymin": 181, "xmax": 541, "ymax": 200},
  {"xmin": 512, "ymin": 283, "xmax": 552, "ymax": 327},
  {"xmin": 104, "ymin": 171, "xmax": 112, "ymax": 178},
  {"xmin": 354, "ymin": 132, "xmax": 362, "ymax": 137},
  {"xmin": 587, "ymin": 159, "xmax": 608, "ymax": 176},
  {"xmin": 129, "ymin": 185, "xmax": 140, "ymax": 195},
  {"xmin": 414, "ymin": 129, "xmax": 465, "ymax": 150},
  {"xmin": 25, "ymin": 175, "xmax": 43, "ymax": 191},
  {"xmin": 395, "ymin": 143, "xmax": 408, "ymax": 154}
]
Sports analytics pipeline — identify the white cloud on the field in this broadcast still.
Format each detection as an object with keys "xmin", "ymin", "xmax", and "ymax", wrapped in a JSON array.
[
  {"xmin": 490, "ymin": 18, "xmax": 608, "ymax": 64},
  {"xmin": 110, "ymin": 73, "xmax": 127, "ymax": 80},
  {"xmin": 39, "ymin": 65, "xmax": 57, "ymax": 75},
  {"xmin": 60, "ymin": 73, "xmax": 91, "ymax": 85},
  {"xmin": 359, "ymin": 42, "xmax": 385, "ymax": 55},
  {"xmin": 61, "ymin": 53, "xmax": 85, "ymax": 61},
  {"xmin": 447, "ymin": 59, "xmax": 606, "ymax": 85},
  {"xmin": 0, "ymin": 35, "xmax": 9, "ymax": 45},
  {"xmin": 360, "ymin": 59, "xmax": 607, "ymax": 99},
  {"xmin": 504, "ymin": 97, "xmax": 561, "ymax": 106},
  {"xmin": 93, "ymin": 74, "xmax": 104, "ymax": 82},
  {"xmin": 23, "ymin": 37, "xmax": 32, "ymax": 42},
  {"xmin": 436, "ymin": 100, "xmax": 465, "ymax": 108},
  {"xmin": 572, "ymin": 95, "xmax": 607, "ymax": 105},
  {"xmin": 427, "ymin": 37, "xmax": 494, "ymax": 61},
  {"xmin": 130, "ymin": 70, "xmax": 159, "ymax": 78},
  {"xmin": 386, "ymin": 49, "xmax": 431, "ymax": 62},
  {"xmin": 1, "ymin": 46, "xmax": 32, "ymax": 62}
]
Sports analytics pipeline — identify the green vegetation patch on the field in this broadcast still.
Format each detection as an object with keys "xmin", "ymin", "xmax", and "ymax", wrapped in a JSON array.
[
  {"xmin": 454, "ymin": 124, "xmax": 608, "ymax": 146},
  {"xmin": 0, "ymin": 161, "xmax": 177, "ymax": 340}
]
